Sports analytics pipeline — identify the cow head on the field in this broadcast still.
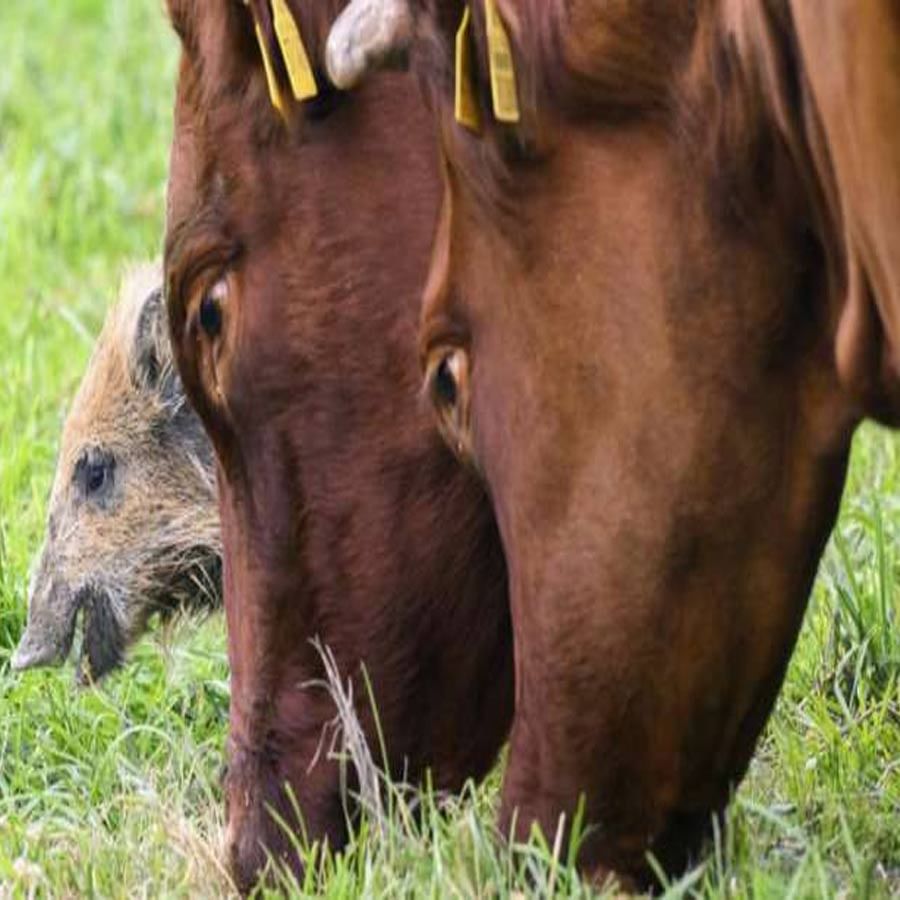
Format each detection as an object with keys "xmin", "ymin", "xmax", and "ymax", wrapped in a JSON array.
[
  {"xmin": 163, "ymin": 1, "xmax": 511, "ymax": 892},
  {"xmin": 330, "ymin": 0, "xmax": 900, "ymax": 885}
]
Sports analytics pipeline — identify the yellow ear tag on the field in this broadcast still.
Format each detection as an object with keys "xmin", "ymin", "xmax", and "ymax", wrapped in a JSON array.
[
  {"xmin": 455, "ymin": 6, "xmax": 482, "ymax": 132},
  {"xmin": 484, "ymin": 0, "xmax": 520, "ymax": 123},
  {"xmin": 271, "ymin": 0, "xmax": 318, "ymax": 101},
  {"xmin": 254, "ymin": 21, "xmax": 286, "ymax": 116}
]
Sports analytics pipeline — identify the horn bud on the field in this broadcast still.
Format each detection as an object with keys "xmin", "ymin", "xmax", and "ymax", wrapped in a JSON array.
[{"xmin": 326, "ymin": 0, "xmax": 413, "ymax": 90}]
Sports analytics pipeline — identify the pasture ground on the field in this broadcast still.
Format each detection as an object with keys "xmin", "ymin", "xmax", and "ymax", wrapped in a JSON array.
[{"xmin": 0, "ymin": 2, "xmax": 898, "ymax": 897}]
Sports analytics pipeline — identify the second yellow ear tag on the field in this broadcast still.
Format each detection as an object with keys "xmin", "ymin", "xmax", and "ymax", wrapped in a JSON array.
[
  {"xmin": 254, "ymin": 21, "xmax": 286, "ymax": 116},
  {"xmin": 271, "ymin": 0, "xmax": 318, "ymax": 101},
  {"xmin": 455, "ymin": 6, "xmax": 482, "ymax": 132},
  {"xmin": 484, "ymin": 0, "xmax": 520, "ymax": 123}
]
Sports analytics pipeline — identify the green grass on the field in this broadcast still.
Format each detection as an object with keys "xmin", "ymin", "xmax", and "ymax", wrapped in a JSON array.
[{"xmin": 0, "ymin": 2, "xmax": 897, "ymax": 897}]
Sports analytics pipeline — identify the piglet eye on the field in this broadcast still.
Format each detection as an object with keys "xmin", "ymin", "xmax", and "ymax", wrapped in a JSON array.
[
  {"xmin": 74, "ymin": 449, "xmax": 116, "ymax": 501},
  {"xmin": 86, "ymin": 461, "xmax": 107, "ymax": 494},
  {"xmin": 199, "ymin": 278, "xmax": 227, "ymax": 338}
]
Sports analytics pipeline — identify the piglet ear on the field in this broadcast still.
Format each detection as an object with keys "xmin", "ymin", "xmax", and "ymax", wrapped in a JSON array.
[
  {"xmin": 133, "ymin": 286, "xmax": 166, "ymax": 386},
  {"xmin": 128, "ymin": 265, "xmax": 183, "ymax": 411}
]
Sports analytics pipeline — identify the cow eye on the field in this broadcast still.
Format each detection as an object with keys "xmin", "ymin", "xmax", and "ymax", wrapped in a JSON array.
[
  {"xmin": 75, "ymin": 449, "xmax": 116, "ymax": 501},
  {"xmin": 199, "ymin": 278, "xmax": 227, "ymax": 338},
  {"xmin": 434, "ymin": 356, "xmax": 458, "ymax": 407},
  {"xmin": 430, "ymin": 349, "xmax": 467, "ymax": 410},
  {"xmin": 425, "ymin": 347, "xmax": 474, "ymax": 461}
]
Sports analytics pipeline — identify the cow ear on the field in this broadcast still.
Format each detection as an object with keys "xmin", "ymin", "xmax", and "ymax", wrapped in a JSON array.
[
  {"xmin": 129, "ymin": 271, "xmax": 183, "ymax": 412},
  {"xmin": 789, "ymin": 4, "xmax": 900, "ymax": 422},
  {"xmin": 834, "ymin": 257, "xmax": 900, "ymax": 424}
]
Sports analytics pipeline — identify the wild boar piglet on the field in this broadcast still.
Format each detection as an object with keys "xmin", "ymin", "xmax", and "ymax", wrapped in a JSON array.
[{"xmin": 12, "ymin": 263, "xmax": 220, "ymax": 682}]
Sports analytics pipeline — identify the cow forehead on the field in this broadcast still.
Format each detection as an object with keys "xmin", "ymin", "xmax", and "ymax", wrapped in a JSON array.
[{"xmin": 166, "ymin": 1, "xmax": 345, "ymax": 101}]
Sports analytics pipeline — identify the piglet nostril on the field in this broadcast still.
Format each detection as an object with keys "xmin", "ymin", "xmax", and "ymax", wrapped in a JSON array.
[
  {"xmin": 11, "ymin": 633, "xmax": 55, "ymax": 671},
  {"xmin": 10, "ymin": 642, "xmax": 36, "ymax": 671}
]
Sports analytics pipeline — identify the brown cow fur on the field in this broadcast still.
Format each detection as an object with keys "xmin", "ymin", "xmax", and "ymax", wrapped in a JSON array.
[
  {"xmin": 399, "ymin": 0, "xmax": 900, "ymax": 888},
  {"xmin": 163, "ymin": 2, "xmax": 512, "ymax": 891}
]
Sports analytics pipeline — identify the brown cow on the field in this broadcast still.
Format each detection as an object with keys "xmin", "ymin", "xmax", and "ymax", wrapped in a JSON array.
[
  {"xmin": 331, "ymin": 0, "xmax": 900, "ymax": 888},
  {"xmin": 162, "ymin": 1, "xmax": 511, "ymax": 891}
]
